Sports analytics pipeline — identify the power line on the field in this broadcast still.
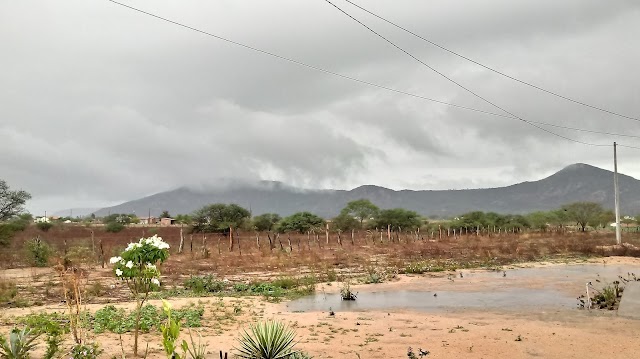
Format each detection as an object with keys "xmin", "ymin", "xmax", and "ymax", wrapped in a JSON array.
[
  {"xmin": 531, "ymin": 121, "xmax": 640, "ymax": 139},
  {"xmin": 617, "ymin": 143, "xmax": 640, "ymax": 150},
  {"xmin": 104, "ymin": 0, "xmax": 636, "ymax": 146},
  {"xmin": 323, "ymin": 0, "xmax": 610, "ymax": 148},
  {"xmin": 341, "ymin": 0, "xmax": 640, "ymax": 123},
  {"xmin": 104, "ymin": 0, "xmax": 510, "ymax": 119}
]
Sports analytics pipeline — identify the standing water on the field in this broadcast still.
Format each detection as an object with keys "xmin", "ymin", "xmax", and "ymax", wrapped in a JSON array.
[{"xmin": 286, "ymin": 263, "xmax": 639, "ymax": 313}]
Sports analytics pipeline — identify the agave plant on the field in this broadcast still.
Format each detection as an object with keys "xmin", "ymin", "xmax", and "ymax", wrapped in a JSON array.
[
  {"xmin": 0, "ymin": 327, "xmax": 40, "ymax": 359},
  {"xmin": 234, "ymin": 320, "xmax": 298, "ymax": 359}
]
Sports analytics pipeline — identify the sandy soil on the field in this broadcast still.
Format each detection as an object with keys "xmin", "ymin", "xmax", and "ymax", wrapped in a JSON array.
[{"xmin": 2, "ymin": 257, "xmax": 640, "ymax": 358}]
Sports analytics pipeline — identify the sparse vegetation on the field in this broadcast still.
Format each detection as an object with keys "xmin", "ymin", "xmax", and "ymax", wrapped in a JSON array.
[
  {"xmin": 0, "ymin": 199, "xmax": 637, "ymax": 359},
  {"xmin": 25, "ymin": 237, "xmax": 51, "ymax": 267},
  {"xmin": 234, "ymin": 320, "xmax": 298, "ymax": 359},
  {"xmin": 340, "ymin": 280, "xmax": 357, "ymax": 301},
  {"xmin": 0, "ymin": 327, "xmax": 39, "ymax": 359}
]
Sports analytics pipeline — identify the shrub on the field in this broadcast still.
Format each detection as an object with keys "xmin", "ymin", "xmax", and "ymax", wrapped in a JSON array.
[
  {"xmin": 0, "ymin": 219, "xmax": 29, "ymax": 246},
  {"xmin": 271, "ymin": 277, "xmax": 298, "ymax": 290},
  {"xmin": 17, "ymin": 312, "xmax": 69, "ymax": 336},
  {"xmin": 69, "ymin": 343, "xmax": 102, "ymax": 359},
  {"xmin": 93, "ymin": 305, "xmax": 128, "ymax": 334},
  {"xmin": 105, "ymin": 222, "xmax": 125, "ymax": 233},
  {"xmin": 233, "ymin": 283, "xmax": 251, "ymax": 292},
  {"xmin": 25, "ymin": 237, "xmax": 52, "ymax": 267},
  {"xmin": 0, "ymin": 280, "xmax": 18, "ymax": 304},
  {"xmin": 403, "ymin": 261, "xmax": 447, "ymax": 274},
  {"xmin": 183, "ymin": 275, "xmax": 225, "ymax": 294},
  {"xmin": 0, "ymin": 327, "xmax": 40, "ymax": 359},
  {"xmin": 92, "ymin": 304, "xmax": 204, "ymax": 334},
  {"xmin": 0, "ymin": 224, "xmax": 16, "ymax": 246},
  {"xmin": 340, "ymin": 281, "xmax": 357, "ymax": 301},
  {"xmin": 234, "ymin": 320, "xmax": 298, "ymax": 359},
  {"xmin": 36, "ymin": 222, "xmax": 53, "ymax": 232}
]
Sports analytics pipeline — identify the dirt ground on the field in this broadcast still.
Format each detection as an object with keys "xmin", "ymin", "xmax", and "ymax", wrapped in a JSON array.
[{"xmin": 2, "ymin": 257, "xmax": 639, "ymax": 359}]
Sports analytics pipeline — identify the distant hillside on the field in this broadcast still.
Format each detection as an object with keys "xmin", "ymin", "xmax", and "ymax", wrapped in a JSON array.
[
  {"xmin": 93, "ymin": 163, "xmax": 640, "ymax": 218},
  {"xmin": 53, "ymin": 208, "xmax": 100, "ymax": 218}
]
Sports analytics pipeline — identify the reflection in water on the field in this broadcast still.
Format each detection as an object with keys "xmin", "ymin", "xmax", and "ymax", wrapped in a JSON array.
[{"xmin": 286, "ymin": 264, "xmax": 639, "ymax": 313}]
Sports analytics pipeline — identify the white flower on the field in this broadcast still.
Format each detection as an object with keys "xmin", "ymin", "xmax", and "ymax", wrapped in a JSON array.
[
  {"xmin": 146, "ymin": 263, "xmax": 157, "ymax": 270},
  {"xmin": 115, "ymin": 269, "xmax": 123, "ymax": 277},
  {"xmin": 125, "ymin": 261, "xmax": 134, "ymax": 269},
  {"xmin": 109, "ymin": 256, "xmax": 122, "ymax": 264},
  {"xmin": 141, "ymin": 235, "xmax": 170, "ymax": 250},
  {"xmin": 151, "ymin": 278, "xmax": 160, "ymax": 286}
]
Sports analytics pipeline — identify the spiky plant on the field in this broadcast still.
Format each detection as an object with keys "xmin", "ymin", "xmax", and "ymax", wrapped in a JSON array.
[
  {"xmin": 234, "ymin": 320, "xmax": 298, "ymax": 359},
  {"xmin": 0, "ymin": 327, "xmax": 40, "ymax": 359}
]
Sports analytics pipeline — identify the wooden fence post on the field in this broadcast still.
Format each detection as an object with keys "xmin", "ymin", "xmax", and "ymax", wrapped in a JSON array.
[
  {"xmin": 325, "ymin": 223, "xmax": 330, "ymax": 245},
  {"xmin": 99, "ymin": 239, "xmax": 104, "ymax": 268},
  {"xmin": 178, "ymin": 226, "xmax": 184, "ymax": 254}
]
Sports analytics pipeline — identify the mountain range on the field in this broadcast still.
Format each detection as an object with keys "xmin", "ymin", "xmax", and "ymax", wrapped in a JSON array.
[{"xmin": 92, "ymin": 163, "xmax": 640, "ymax": 218}]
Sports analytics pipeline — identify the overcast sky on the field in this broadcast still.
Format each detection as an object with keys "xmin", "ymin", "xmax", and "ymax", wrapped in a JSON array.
[{"xmin": 2, "ymin": 0, "xmax": 640, "ymax": 215}]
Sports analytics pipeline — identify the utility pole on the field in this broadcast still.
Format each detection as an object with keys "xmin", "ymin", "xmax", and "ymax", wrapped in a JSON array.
[{"xmin": 614, "ymin": 142, "xmax": 621, "ymax": 245}]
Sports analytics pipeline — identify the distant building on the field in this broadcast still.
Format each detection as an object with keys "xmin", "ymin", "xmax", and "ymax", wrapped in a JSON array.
[
  {"xmin": 139, "ymin": 216, "xmax": 158, "ymax": 225},
  {"xmin": 160, "ymin": 218, "xmax": 175, "ymax": 226}
]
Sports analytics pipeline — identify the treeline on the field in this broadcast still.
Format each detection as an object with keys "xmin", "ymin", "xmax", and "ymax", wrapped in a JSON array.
[
  {"xmin": 100, "ymin": 200, "xmax": 617, "ymax": 235},
  {"xmin": 0, "ymin": 199, "xmax": 621, "ymax": 246}
]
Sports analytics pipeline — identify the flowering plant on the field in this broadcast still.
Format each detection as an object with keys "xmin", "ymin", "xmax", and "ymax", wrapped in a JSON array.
[
  {"xmin": 110, "ymin": 235, "xmax": 170, "ymax": 355},
  {"xmin": 110, "ymin": 235, "xmax": 169, "ymax": 288},
  {"xmin": 70, "ymin": 342, "xmax": 103, "ymax": 359}
]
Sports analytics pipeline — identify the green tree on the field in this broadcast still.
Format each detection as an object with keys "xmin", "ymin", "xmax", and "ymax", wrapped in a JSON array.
[
  {"xmin": 598, "ymin": 210, "xmax": 615, "ymax": 229},
  {"xmin": 548, "ymin": 209, "xmax": 569, "ymax": 229},
  {"xmin": 501, "ymin": 214, "xmax": 530, "ymax": 230},
  {"xmin": 527, "ymin": 211, "xmax": 554, "ymax": 231},
  {"xmin": 159, "ymin": 210, "xmax": 171, "ymax": 219},
  {"xmin": 453, "ymin": 211, "xmax": 488, "ymax": 229},
  {"xmin": 102, "ymin": 213, "xmax": 135, "ymax": 225},
  {"xmin": 332, "ymin": 212, "xmax": 359, "ymax": 232},
  {"xmin": 277, "ymin": 212, "xmax": 325, "ymax": 233},
  {"xmin": 0, "ymin": 180, "xmax": 31, "ymax": 221},
  {"xmin": 374, "ymin": 208, "xmax": 422, "ymax": 231},
  {"xmin": 252, "ymin": 213, "xmax": 281, "ymax": 232},
  {"xmin": 174, "ymin": 214, "xmax": 192, "ymax": 225},
  {"xmin": 340, "ymin": 199, "xmax": 379, "ymax": 228},
  {"xmin": 0, "ymin": 216, "xmax": 30, "ymax": 246},
  {"xmin": 561, "ymin": 202, "xmax": 607, "ymax": 232},
  {"xmin": 191, "ymin": 204, "xmax": 251, "ymax": 233}
]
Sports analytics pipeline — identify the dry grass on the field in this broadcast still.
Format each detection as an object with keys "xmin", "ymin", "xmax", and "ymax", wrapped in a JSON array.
[
  {"xmin": 3, "ymin": 225, "xmax": 639, "ymax": 275},
  {"xmin": 0, "ymin": 225, "xmax": 638, "ymax": 307}
]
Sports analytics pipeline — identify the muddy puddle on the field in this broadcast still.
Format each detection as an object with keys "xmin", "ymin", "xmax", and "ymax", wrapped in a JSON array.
[{"xmin": 286, "ymin": 263, "xmax": 640, "ymax": 313}]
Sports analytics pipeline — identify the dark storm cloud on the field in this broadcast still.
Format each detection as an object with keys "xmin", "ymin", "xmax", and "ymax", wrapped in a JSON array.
[{"xmin": 1, "ymin": 0, "xmax": 639, "ymax": 214}]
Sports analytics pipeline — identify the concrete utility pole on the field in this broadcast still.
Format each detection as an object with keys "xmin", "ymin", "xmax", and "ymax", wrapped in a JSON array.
[{"xmin": 614, "ymin": 142, "xmax": 622, "ymax": 245}]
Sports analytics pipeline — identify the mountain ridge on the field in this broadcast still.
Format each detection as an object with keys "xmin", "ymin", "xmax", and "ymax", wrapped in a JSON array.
[{"xmin": 93, "ymin": 163, "xmax": 640, "ymax": 218}]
